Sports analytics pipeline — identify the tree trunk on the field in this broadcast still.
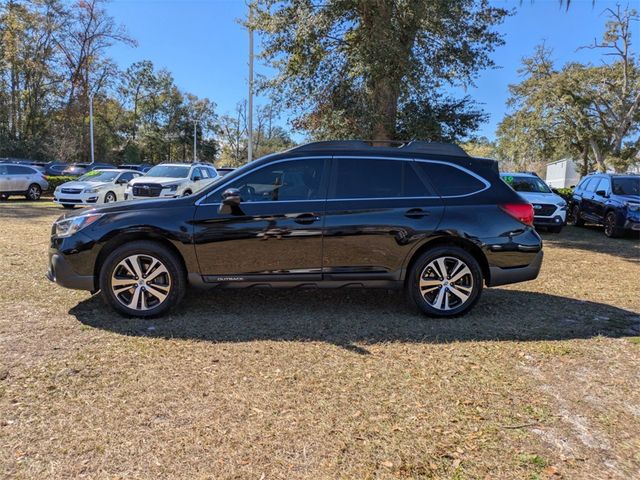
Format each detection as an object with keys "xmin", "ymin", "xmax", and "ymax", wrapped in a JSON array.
[
  {"xmin": 589, "ymin": 139, "xmax": 607, "ymax": 172},
  {"xmin": 580, "ymin": 145, "xmax": 589, "ymax": 176}
]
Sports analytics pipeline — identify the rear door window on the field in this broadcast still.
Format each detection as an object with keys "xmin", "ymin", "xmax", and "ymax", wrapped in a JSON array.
[
  {"xmin": 331, "ymin": 158, "xmax": 435, "ymax": 199},
  {"xmin": 414, "ymin": 161, "xmax": 486, "ymax": 196},
  {"xmin": 7, "ymin": 165, "xmax": 34, "ymax": 175}
]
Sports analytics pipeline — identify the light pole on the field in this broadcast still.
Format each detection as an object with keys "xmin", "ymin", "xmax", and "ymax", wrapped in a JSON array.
[
  {"xmin": 193, "ymin": 119, "xmax": 197, "ymax": 162},
  {"xmin": 88, "ymin": 93, "xmax": 95, "ymax": 164},
  {"xmin": 247, "ymin": 2, "xmax": 254, "ymax": 163}
]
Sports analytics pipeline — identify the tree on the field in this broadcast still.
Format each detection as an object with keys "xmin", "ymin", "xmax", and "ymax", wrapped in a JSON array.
[
  {"xmin": 252, "ymin": 0, "xmax": 509, "ymax": 141},
  {"xmin": 497, "ymin": 6, "xmax": 640, "ymax": 173}
]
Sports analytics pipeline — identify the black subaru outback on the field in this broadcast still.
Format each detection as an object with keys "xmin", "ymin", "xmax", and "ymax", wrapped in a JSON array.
[{"xmin": 47, "ymin": 141, "xmax": 543, "ymax": 318}]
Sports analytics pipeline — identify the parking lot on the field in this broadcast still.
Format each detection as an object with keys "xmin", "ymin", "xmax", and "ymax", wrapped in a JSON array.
[{"xmin": 1, "ymin": 201, "xmax": 639, "ymax": 479}]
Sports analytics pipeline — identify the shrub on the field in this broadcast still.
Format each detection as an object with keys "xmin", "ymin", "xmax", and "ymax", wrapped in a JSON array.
[
  {"xmin": 44, "ymin": 176, "xmax": 78, "ymax": 192},
  {"xmin": 553, "ymin": 187, "xmax": 573, "ymax": 202}
]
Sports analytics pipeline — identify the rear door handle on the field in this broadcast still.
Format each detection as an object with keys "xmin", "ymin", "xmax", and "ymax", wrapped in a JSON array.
[
  {"xmin": 404, "ymin": 208, "xmax": 431, "ymax": 219},
  {"xmin": 294, "ymin": 213, "xmax": 320, "ymax": 225}
]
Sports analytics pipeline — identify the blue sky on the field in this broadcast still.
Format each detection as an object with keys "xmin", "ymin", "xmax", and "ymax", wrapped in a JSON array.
[{"xmin": 106, "ymin": 0, "xmax": 622, "ymax": 141}]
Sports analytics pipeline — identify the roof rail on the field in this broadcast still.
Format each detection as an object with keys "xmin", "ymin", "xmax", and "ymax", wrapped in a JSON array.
[{"xmin": 289, "ymin": 140, "xmax": 469, "ymax": 157}]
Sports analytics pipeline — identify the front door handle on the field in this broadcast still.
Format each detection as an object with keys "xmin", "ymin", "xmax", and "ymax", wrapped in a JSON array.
[
  {"xmin": 294, "ymin": 213, "xmax": 320, "ymax": 225},
  {"xmin": 404, "ymin": 208, "xmax": 431, "ymax": 219}
]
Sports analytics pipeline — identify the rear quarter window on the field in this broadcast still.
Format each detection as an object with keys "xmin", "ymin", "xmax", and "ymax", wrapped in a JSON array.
[{"xmin": 414, "ymin": 161, "xmax": 486, "ymax": 196}]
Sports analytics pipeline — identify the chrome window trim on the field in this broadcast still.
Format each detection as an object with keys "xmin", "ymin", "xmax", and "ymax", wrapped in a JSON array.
[{"xmin": 195, "ymin": 155, "xmax": 490, "ymax": 206}]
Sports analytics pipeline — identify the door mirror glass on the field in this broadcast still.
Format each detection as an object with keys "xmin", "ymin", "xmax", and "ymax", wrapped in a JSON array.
[
  {"xmin": 595, "ymin": 189, "xmax": 607, "ymax": 197},
  {"xmin": 193, "ymin": 175, "xmax": 202, "ymax": 182}
]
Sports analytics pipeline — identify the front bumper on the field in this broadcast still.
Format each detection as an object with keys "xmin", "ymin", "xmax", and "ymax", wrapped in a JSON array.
[
  {"xmin": 54, "ymin": 192, "xmax": 99, "ymax": 206},
  {"xmin": 624, "ymin": 219, "xmax": 640, "ymax": 231},
  {"xmin": 487, "ymin": 250, "xmax": 544, "ymax": 287},
  {"xmin": 46, "ymin": 251, "xmax": 95, "ymax": 291},
  {"xmin": 533, "ymin": 214, "xmax": 566, "ymax": 227}
]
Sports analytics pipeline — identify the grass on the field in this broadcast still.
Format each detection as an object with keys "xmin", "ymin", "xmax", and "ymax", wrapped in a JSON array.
[{"xmin": 0, "ymin": 201, "xmax": 639, "ymax": 479}]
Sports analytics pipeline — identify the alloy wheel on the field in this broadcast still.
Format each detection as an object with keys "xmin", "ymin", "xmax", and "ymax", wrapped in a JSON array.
[
  {"xmin": 27, "ymin": 185, "xmax": 41, "ymax": 200},
  {"xmin": 419, "ymin": 256, "xmax": 474, "ymax": 311},
  {"xmin": 111, "ymin": 254, "xmax": 172, "ymax": 312},
  {"xmin": 105, "ymin": 192, "xmax": 116, "ymax": 203}
]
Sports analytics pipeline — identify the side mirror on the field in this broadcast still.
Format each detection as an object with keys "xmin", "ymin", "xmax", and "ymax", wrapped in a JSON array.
[
  {"xmin": 116, "ymin": 179, "xmax": 128, "ymax": 185},
  {"xmin": 218, "ymin": 188, "xmax": 242, "ymax": 214},
  {"xmin": 595, "ymin": 189, "xmax": 608, "ymax": 197},
  {"xmin": 193, "ymin": 175, "xmax": 202, "ymax": 182}
]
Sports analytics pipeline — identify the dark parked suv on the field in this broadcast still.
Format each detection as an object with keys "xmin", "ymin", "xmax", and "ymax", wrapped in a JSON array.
[
  {"xmin": 569, "ymin": 173, "xmax": 640, "ymax": 237},
  {"xmin": 46, "ymin": 141, "xmax": 543, "ymax": 318}
]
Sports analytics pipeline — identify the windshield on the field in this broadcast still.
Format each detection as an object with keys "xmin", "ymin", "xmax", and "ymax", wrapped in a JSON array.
[
  {"xmin": 502, "ymin": 175, "xmax": 551, "ymax": 193},
  {"xmin": 78, "ymin": 170, "xmax": 119, "ymax": 182},
  {"xmin": 612, "ymin": 177, "xmax": 640, "ymax": 196},
  {"xmin": 145, "ymin": 165, "xmax": 190, "ymax": 178}
]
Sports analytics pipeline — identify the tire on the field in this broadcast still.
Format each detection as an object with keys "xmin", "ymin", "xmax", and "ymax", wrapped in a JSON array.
[
  {"xmin": 25, "ymin": 183, "xmax": 42, "ymax": 201},
  {"xmin": 104, "ymin": 191, "xmax": 117, "ymax": 203},
  {"xmin": 62, "ymin": 204, "xmax": 75, "ymax": 209},
  {"xmin": 100, "ymin": 240, "xmax": 186, "ymax": 318},
  {"xmin": 407, "ymin": 246, "xmax": 483, "ymax": 317},
  {"xmin": 548, "ymin": 226, "xmax": 563, "ymax": 233},
  {"xmin": 182, "ymin": 190, "xmax": 192, "ymax": 197},
  {"xmin": 0, "ymin": 193, "xmax": 8, "ymax": 201},
  {"xmin": 568, "ymin": 204, "xmax": 584, "ymax": 227},
  {"xmin": 604, "ymin": 211, "xmax": 624, "ymax": 238}
]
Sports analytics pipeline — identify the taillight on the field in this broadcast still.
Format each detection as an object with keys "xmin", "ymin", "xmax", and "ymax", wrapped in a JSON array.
[{"xmin": 500, "ymin": 203, "xmax": 534, "ymax": 226}]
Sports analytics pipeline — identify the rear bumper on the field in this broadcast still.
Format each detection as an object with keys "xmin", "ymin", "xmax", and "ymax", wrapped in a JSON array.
[
  {"xmin": 46, "ymin": 251, "xmax": 95, "ymax": 291},
  {"xmin": 487, "ymin": 250, "xmax": 543, "ymax": 287}
]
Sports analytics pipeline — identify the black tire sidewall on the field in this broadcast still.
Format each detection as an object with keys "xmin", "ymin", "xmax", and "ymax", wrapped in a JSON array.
[
  {"xmin": 605, "ymin": 212, "xmax": 622, "ymax": 238},
  {"xmin": 104, "ymin": 191, "xmax": 116, "ymax": 203},
  {"xmin": 99, "ymin": 241, "xmax": 185, "ymax": 318},
  {"xmin": 408, "ymin": 246, "xmax": 483, "ymax": 317},
  {"xmin": 27, "ymin": 184, "xmax": 41, "ymax": 200}
]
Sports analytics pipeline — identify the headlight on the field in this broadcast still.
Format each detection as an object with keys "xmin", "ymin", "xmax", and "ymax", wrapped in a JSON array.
[
  {"xmin": 626, "ymin": 202, "xmax": 640, "ymax": 212},
  {"xmin": 54, "ymin": 213, "xmax": 103, "ymax": 238},
  {"xmin": 164, "ymin": 184, "xmax": 179, "ymax": 192},
  {"xmin": 558, "ymin": 200, "xmax": 567, "ymax": 211},
  {"xmin": 83, "ymin": 187, "xmax": 99, "ymax": 194}
]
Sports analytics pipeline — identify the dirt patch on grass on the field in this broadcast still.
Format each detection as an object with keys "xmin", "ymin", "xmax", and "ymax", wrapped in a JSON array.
[{"xmin": 1, "ymin": 202, "xmax": 639, "ymax": 479}]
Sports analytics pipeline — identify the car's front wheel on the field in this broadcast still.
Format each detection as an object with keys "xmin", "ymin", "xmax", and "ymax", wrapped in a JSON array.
[
  {"xmin": 100, "ymin": 240, "xmax": 186, "ymax": 317},
  {"xmin": 25, "ymin": 183, "xmax": 42, "ymax": 200},
  {"xmin": 104, "ymin": 191, "xmax": 117, "ymax": 203},
  {"xmin": 604, "ymin": 211, "xmax": 624, "ymax": 238},
  {"xmin": 568, "ymin": 204, "xmax": 584, "ymax": 227},
  {"xmin": 408, "ymin": 246, "xmax": 483, "ymax": 317}
]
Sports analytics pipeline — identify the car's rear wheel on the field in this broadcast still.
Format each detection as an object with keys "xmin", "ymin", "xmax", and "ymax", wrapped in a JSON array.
[
  {"xmin": 604, "ymin": 211, "xmax": 623, "ymax": 238},
  {"xmin": 568, "ymin": 204, "xmax": 584, "ymax": 226},
  {"xmin": 25, "ymin": 183, "xmax": 41, "ymax": 200},
  {"xmin": 100, "ymin": 240, "xmax": 186, "ymax": 318},
  {"xmin": 408, "ymin": 246, "xmax": 483, "ymax": 317},
  {"xmin": 104, "ymin": 191, "xmax": 116, "ymax": 203}
]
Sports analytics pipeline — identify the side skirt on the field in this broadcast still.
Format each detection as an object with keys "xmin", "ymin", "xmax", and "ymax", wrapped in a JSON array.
[{"xmin": 188, "ymin": 273, "xmax": 402, "ymax": 290}]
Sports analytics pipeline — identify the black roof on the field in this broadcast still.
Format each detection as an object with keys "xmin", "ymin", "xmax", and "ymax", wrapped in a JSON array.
[{"xmin": 288, "ymin": 140, "xmax": 469, "ymax": 158}]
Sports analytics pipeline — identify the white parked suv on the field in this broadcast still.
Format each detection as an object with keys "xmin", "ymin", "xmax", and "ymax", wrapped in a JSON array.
[
  {"xmin": 54, "ymin": 169, "xmax": 141, "ymax": 209},
  {"xmin": 125, "ymin": 162, "xmax": 219, "ymax": 200},
  {"xmin": 0, "ymin": 163, "xmax": 49, "ymax": 200},
  {"xmin": 500, "ymin": 172, "xmax": 567, "ymax": 233}
]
